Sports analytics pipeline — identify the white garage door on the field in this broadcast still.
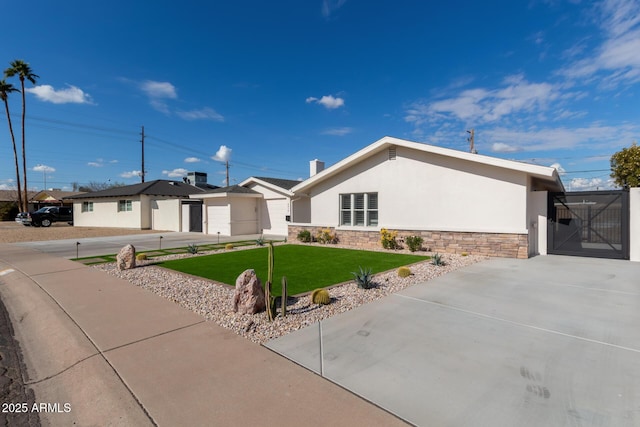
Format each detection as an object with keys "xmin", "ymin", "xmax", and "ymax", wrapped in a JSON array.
[
  {"xmin": 261, "ymin": 198, "xmax": 288, "ymax": 235},
  {"xmin": 206, "ymin": 200, "xmax": 230, "ymax": 235}
]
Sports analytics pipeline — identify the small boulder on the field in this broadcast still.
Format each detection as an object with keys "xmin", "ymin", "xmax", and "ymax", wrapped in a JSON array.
[
  {"xmin": 116, "ymin": 244, "xmax": 136, "ymax": 271},
  {"xmin": 232, "ymin": 269, "xmax": 265, "ymax": 314}
]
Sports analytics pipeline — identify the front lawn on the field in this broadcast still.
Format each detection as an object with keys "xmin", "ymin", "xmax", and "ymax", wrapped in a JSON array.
[{"xmin": 158, "ymin": 244, "xmax": 429, "ymax": 295}]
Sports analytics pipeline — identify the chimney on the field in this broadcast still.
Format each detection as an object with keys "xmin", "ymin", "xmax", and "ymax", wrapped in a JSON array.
[{"xmin": 309, "ymin": 159, "xmax": 325, "ymax": 177}]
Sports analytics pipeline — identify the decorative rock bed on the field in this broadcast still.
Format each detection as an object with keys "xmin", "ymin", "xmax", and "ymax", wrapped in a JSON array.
[{"xmin": 94, "ymin": 244, "xmax": 486, "ymax": 344}]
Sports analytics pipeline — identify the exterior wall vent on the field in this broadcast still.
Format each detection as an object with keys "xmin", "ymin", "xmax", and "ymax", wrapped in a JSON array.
[{"xmin": 388, "ymin": 146, "xmax": 397, "ymax": 160}]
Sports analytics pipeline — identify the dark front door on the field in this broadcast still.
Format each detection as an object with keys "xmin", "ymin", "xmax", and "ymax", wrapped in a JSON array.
[
  {"xmin": 189, "ymin": 203, "xmax": 202, "ymax": 232},
  {"xmin": 548, "ymin": 191, "xmax": 629, "ymax": 259}
]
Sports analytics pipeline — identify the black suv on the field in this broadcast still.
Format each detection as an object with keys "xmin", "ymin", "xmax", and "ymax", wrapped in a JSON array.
[{"xmin": 24, "ymin": 206, "xmax": 73, "ymax": 227}]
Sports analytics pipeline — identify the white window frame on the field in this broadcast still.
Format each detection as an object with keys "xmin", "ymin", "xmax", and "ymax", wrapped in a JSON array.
[
  {"xmin": 118, "ymin": 199, "xmax": 133, "ymax": 212},
  {"xmin": 81, "ymin": 201, "xmax": 93, "ymax": 212},
  {"xmin": 339, "ymin": 193, "xmax": 378, "ymax": 227}
]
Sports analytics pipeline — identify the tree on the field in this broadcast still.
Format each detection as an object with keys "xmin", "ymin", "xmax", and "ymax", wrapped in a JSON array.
[
  {"xmin": 5, "ymin": 60, "xmax": 38, "ymax": 212},
  {"xmin": 610, "ymin": 142, "xmax": 640, "ymax": 188},
  {"xmin": 0, "ymin": 79, "xmax": 23, "ymax": 211}
]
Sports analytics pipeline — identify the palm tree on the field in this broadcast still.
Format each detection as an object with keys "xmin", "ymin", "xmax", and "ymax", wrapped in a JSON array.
[
  {"xmin": 5, "ymin": 60, "xmax": 38, "ymax": 212},
  {"xmin": 0, "ymin": 79, "xmax": 23, "ymax": 212}
]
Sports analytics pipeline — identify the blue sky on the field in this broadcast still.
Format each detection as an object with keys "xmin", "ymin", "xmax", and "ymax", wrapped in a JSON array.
[{"xmin": 1, "ymin": 0, "xmax": 639, "ymax": 191}]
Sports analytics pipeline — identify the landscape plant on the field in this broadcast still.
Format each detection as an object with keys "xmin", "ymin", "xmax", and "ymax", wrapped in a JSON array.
[
  {"xmin": 187, "ymin": 244, "xmax": 199, "ymax": 254},
  {"xmin": 265, "ymin": 241, "xmax": 276, "ymax": 321},
  {"xmin": 352, "ymin": 266, "xmax": 375, "ymax": 289},
  {"xmin": 297, "ymin": 229, "xmax": 312, "ymax": 243},
  {"xmin": 380, "ymin": 228, "xmax": 400, "ymax": 249},
  {"xmin": 225, "ymin": 243, "xmax": 234, "ymax": 250},
  {"xmin": 397, "ymin": 266, "xmax": 411, "ymax": 277},
  {"xmin": 315, "ymin": 228, "xmax": 337, "ymax": 244},
  {"xmin": 431, "ymin": 253, "xmax": 445, "ymax": 266},
  {"xmin": 404, "ymin": 235, "xmax": 423, "ymax": 252},
  {"xmin": 311, "ymin": 288, "xmax": 330, "ymax": 305}
]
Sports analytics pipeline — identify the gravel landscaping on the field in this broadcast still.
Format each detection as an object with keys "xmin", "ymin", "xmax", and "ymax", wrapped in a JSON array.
[{"xmin": 95, "ymin": 244, "xmax": 486, "ymax": 344}]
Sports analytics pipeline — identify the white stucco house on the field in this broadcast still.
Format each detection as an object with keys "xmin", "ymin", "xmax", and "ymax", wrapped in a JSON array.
[
  {"xmin": 288, "ymin": 136, "xmax": 565, "ymax": 259},
  {"xmin": 64, "ymin": 179, "xmax": 215, "ymax": 232},
  {"xmin": 189, "ymin": 177, "xmax": 300, "ymax": 236}
]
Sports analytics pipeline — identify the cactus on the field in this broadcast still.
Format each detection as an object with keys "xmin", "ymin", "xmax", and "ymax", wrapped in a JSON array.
[
  {"xmin": 136, "ymin": 253, "xmax": 147, "ymax": 261},
  {"xmin": 225, "ymin": 243, "xmax": 234, "ymax": 250},
  {"xmin": 311, "ymin": 288, "xmax": 330, "ymax": 305},
  {"xmin": 281, "ymin": 276, "xmax": 288, "ymax": 317},
  {"xmin": 397, "ymin": 266, "xmax": 411, "ymax": 278},
  {"xmin": 265, "ymin": 242, "xmax": 276, "ymax": 321}
]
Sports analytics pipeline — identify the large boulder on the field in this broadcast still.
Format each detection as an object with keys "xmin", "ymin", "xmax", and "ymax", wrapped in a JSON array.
[
  {"xmin": 232, "ymin": 269, "xmax": 265, "ymax": 314},
  {"xmin": 116, "ymin": 244, "xmax": 136, "ymax": 271}
]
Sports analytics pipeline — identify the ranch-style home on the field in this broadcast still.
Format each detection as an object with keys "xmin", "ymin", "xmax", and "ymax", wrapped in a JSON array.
[
  {"xmin": 288, "ymin": 136, "xmax": 565, "ymax": 259},
  {"xmin": 64, "ymin": 178, "xmax": 217, "ymax": 232}
]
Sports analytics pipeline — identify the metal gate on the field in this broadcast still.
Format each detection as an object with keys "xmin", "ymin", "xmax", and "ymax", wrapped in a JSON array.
[{"xmin": 548, "ymin": 191, "xmax": 629, "ymax": 259}]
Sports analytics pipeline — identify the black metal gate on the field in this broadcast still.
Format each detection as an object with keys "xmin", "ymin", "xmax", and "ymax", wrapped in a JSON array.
[
  {"xmin": 189, "ymin": 203, "xmax": 202, "ymax": 232},
  {"xmin": 548, "ymin": 191, "xmax": 629, "ymax": 259}
]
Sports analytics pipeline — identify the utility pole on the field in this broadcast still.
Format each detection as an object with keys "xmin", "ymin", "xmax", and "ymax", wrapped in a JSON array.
[
  {"xmin": 141, "ymin": 125, "xmax": 145, "ymax": 183},
  {"xmin": 467, "ymin": 128, "xmax": 477, "ymax": 154},
  {"xmin": 225, "ymin": 160, "xmax": 230, "ymax": 186}
]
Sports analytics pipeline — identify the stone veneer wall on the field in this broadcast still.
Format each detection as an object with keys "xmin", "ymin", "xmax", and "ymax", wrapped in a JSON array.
[{"xmin": 288, "ymin": 225, "xmax": 529, "ymax": 259}]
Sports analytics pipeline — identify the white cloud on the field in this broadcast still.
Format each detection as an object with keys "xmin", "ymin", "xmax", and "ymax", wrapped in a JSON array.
[
  {"xmin": 321, "ymin": 127, "xmax": 353, "ymax": 136},
  {"xmin": 140, "ymin": 81, "xmax": 177, "ymax": 99},
  {"xmin": 162, "ymin": 168, "xmax": 188, "ymax": 178},
  {"xmin": 407, "ymin": 75, "xmax": 559, "ymax": 128},
  {"xmin": 491, "ymin": 142, "xmax": 520, "ymax": 153},
  {"xmin": 33, "ymin": 164, "xmax": 55, "ymax": 173},
  {"xmin": 176, "ymin": 107, "xmax": 224, "ymax": 122},
  {"xmin": 306, "ymin": 94, "xmax": 345, "ymax": 109},
  {"xmin": 184, "ymin": 157, "xmax": 201, "ymax": 163},
  {"xmin": 139, "ymin": 80, "xmax": 177, "ymax": 114},
  {"xmin": 26, "ymin": 85, "xmax": 93, "ymax": 104},
  {"xmin": 87, "ymin": 162, "xmax": 102, "ymax": 167},
  {"xmin": 550, "ymin": 162, "xmax": 566, "ymax": 175},
  {"xmin": 120, "ymin": 170, "xmax": 141, "ymax": 178},
  {"xmin": 560, "ymin": 0, "xmax": 640, "ymax": 87},
  {"xmin": 568, "ymin": 177, "xmax": 607, "ymax": 191},
  {"xmin": 212, "ymin": 145, "xmax": 232, "ymax": 162}
]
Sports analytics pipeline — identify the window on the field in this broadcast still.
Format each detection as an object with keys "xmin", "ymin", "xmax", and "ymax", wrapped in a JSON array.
[
  {"xmin": 118, "ymin": 200, "xmax": 132, "ymax": 212},
  {"xmin": 339, "ymin": 193, "xmax": 378, "ymax": 226},
  {"xmin": 81, "ymin": 201, "xmax": 93, "ymax": 212}
]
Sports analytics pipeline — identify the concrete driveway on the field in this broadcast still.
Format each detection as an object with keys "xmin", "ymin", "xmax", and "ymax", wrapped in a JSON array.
[
  {"xmin": 266, "ymin": 255, "xmax": 640, "ymax": 426},
  {"xmin": 13, "ymin": 232, "xmax": 285, "ymax": 259}
]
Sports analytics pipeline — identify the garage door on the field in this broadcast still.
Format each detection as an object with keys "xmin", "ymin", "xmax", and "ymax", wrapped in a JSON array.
[{"xmin": 261, "ymin": 199, "xmax": 288, "ymax": 235}]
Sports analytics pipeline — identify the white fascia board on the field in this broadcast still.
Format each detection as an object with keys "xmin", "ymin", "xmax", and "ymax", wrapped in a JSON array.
[
  {"xmin": 291, "ymin": 136, "xmax": 561, "ymax": 193},
  {"xmin": 239, "ymin": 177, "xmax": 294, "ymax": 197}
]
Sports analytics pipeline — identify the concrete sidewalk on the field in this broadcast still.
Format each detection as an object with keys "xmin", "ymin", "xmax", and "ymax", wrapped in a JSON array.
[{"xmin": 0, "ymin": 245, "xmax": 407, "ymax": 426}]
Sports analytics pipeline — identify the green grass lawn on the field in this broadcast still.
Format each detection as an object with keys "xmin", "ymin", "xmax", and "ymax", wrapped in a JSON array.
[{"xmin": 158, "ymin": 244, "xmax": 429, "ymax": 295}]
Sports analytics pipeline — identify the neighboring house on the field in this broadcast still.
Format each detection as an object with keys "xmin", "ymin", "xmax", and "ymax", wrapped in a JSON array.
[
  {"xmin": 288, "ymin": 136, "xmax": 564, "ymax": 259},
  {"xmin": 0, "ymin": 189, "xmax": 39, "ymax": 220},
  {"xmin": 64, "ymin": 179, "xmax": 218, "ymax": 231},
  {"xmin": 30, "ymin": 189, "xmax": 84, "ymax": 210},
  {"xmin": 190, "ymin": 177, "xmax": 300, "ymax": 236}
]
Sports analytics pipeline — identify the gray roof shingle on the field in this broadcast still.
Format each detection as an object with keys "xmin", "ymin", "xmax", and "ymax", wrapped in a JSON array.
[{"xmin": 63, "ymin": 180, "xmax": 217, "ymax": 199}]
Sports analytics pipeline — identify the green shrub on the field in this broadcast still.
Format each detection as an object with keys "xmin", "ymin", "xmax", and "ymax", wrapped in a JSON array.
[
  {"xmin": 136, "ymin": 253, "xmax": 147, "ymax": 261},
  {"xmin": 352, "ymin": 266, "xmax": 375, "ymax": 289},
  {"xmin": 380, "ymin": 228, "xmax": 400, "ymax": 249},
  {"xmin": 405, "ymin": 235, "xmax": 423, "ymax": 252},
  {"xmin": 397, "ymin": 266, "xmax": 411, "ymax": 278},
  {"xmin": 297, "ymin": 229, "xmax": 312, "ymax": 243},
  {"xmin": 255, "ymin": 236, "xmax": 265, "ymax": 246},
  {"xmin": 225, "ymin": 243, "xmax": 234, "ymax": 250},
  {"xmin": 187, "ymin": 244, "xmax": 199, "ymax": 254},
  {"xmin": 311, "ymin": 288, "xmax": 330, "ymax": 305}
]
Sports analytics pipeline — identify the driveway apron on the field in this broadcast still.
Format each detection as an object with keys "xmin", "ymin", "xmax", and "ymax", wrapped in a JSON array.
[{"xmin": 266, "ymin": 255, "xmax": 640, "ymax": 426}]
